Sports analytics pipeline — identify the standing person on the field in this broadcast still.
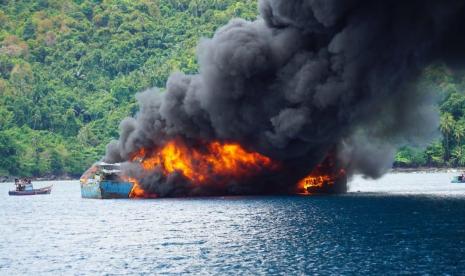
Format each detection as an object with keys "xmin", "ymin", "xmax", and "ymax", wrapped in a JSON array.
[
  {"xmin": 18, "ymin": 178, "xmax": 25, "ymax": 191},
  {"xmin": 25, "ymin": 178, "xmax": 33, "ymax": 191},
  {"xmin": 14, "ymin": 178, "xmax": 19, "ymax": 191}
]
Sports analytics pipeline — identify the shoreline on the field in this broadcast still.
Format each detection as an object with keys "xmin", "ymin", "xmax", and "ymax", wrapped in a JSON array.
[
  {"xmin": 1, "ymin": 167, "xmax": 463, "ymax": 183},
  {"xmin": 0, "ymin": 175, "xmax": 79, "ymax": 183},
  {"xmin": 391, "ymin": 167, "xmax": 465, "ymax": 173}
]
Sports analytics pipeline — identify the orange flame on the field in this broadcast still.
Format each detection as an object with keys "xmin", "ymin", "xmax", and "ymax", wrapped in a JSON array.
[
  {"xmin": 119, "ymin": 175, "xmax": 156, "ymax": 198},
  {"xmin": 298, "ymin": 165, "xmax": 345, "ymax": 194},
  {"xmin": 128, "ymin": 177, "xmax": 146, "ymax": 198},
  {"xmin": 298, "ymin": 175, "xmax": 332, "ymax": 191},
  {"xmin": 130, "ymin": 139, "xmax": 276, "ymax": 187}
]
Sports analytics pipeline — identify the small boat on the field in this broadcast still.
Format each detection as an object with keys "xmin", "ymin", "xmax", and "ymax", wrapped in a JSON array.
[
  {"xmin": 9, "ymin": 185, "xmax": 52, "ymax": 196},
  {"xmin": 451, "ymin": 175, "xmax": 465, "ymax": 183}
]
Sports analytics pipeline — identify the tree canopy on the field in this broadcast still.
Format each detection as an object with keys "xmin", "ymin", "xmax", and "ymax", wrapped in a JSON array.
[{"xmin": 0, "ymin": 0, "xmax": 257, "ymax": 177}]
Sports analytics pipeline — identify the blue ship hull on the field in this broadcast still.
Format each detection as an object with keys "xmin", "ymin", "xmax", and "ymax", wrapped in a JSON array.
[{"xmin": 81, "ymin": 180, "xmax": 134, "ymax": 199}]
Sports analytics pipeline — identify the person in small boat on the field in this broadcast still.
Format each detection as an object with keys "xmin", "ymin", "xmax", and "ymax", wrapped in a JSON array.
[
  {"xmin": 458, "ymin": 173, "xmax": 465, "ymax": 182},
  {"xmin": 24, "ymin": 178, "xmax": 33, "ymax": 191},
  {"xmin": 14, "ymin": 178, "xmax": 22, "ymax": 191}
]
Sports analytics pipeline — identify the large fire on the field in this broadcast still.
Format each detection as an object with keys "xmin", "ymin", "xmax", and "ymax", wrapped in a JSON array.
[
  {"xmin": 124, "ymin": 139, "xmax": 347, "ymax": 197},
  {"xmin": 127, "ymin": 139, "xmax": 277, "ymax": 197}
]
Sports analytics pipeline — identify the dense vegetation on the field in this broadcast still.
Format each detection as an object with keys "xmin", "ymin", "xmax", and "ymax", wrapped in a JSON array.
[
  {"xmin": 0, "ymin": 0, "xmax": 464, "ymax": 178},
  {"xmin": 0, "ymin": 0, "xmax": 257, "ymax": 177},
  {"xmin": 394, "ymin": 66, "xmax": 465, "ymax": 168}
]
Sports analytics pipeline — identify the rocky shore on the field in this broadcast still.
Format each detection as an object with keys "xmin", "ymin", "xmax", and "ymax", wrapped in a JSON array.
[
  {"xmin": 0, "ymin": 175, "xmax": 77, "ymax": 183},
  {"xmin": 391, "ymin": 167, "xmax": 465, "ymax": 173}
]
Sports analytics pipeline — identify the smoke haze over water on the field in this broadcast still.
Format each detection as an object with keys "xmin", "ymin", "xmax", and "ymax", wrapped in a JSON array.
[{"xmin": 105, "ymin": 0, "xmax": 465, "ymax": 196}]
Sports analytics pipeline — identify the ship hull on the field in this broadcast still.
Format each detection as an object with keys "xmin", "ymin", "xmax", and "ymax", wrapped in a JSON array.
[{"xmin": 81, "ymin": 181, "xmax": 134, "ymax": 199}]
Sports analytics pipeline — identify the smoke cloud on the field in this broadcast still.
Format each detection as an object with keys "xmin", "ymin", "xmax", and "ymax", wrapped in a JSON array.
[{"xmin": 105, "ymin": 0, "xmax": 465, "ymax": 196}]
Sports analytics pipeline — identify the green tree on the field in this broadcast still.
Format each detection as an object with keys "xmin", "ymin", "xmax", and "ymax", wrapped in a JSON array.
[
  {"xmin": 394, "ymin": 146, "xmax": 427, "ymax": 167},
  {"xmin": 452, "ymin": 145, "xmax": 465, "ymax": 166},
  {"xmin": 425, "ymin": 141, "xmax": 445, "ymax": 167},
  {"xmin": 49, "ymin": 149, "xmax": 64, "ymax": 175},
  {"xmin": 22, "ymin": 19, "xmax": 36, "ymax": 40},
  {"xmin": 440, "ymin": 112, "xmax": 455, "ymax": 163},
  {"xmin": 0, "ymin": 131, "xmax": 19, "ymax": 175},
  {"xmin": 454, "ymin": 119, "xmax": 465, "ymax": 146}
]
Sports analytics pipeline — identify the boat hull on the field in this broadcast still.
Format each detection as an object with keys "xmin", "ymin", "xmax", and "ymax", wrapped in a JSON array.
[
  {"xmin": 9, "ymin": 186, "xmax": 52, "ymax": 196},
  {"xmin": 81, "ymin": 180, "xmax": 134, "ymax": 199},
  {"xmin": 451, "ymin": 176, "xmax": 465, "ymax": 183}
]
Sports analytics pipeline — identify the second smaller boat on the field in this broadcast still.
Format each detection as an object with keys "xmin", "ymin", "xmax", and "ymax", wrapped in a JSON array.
[
  {"xmin": 451, "ymin": 174, "xmax": 465, "ymax": 183},
  {"xmin": 8, "ymin": 178, "xmax": 53, "ymax": 196}
]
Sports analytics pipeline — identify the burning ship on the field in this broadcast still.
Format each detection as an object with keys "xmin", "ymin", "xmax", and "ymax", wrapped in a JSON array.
[
  {"xmin": 80, "ymin": 139, "xmax": 347, "ymax": 199},
  {"xmin": 84, "ymin": 1, "xmax": 464, "ymax": 198}
]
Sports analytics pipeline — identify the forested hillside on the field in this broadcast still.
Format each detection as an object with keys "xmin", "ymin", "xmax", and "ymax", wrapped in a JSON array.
[
  {"xmin": 0, "ymin": 0, "xmax": 464, "ymax": 178},
  {"xmin": 0, "ymin": 0, "xmax": 257, "ymax": 177},
  {"xmin": 395, "ymin": 66, "xmax": 465, "ymax": 168}
]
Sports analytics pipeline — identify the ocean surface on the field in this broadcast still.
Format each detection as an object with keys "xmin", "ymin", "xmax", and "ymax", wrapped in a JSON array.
[{"xmin": 1, "ymin": 172, "xmax": 465, "ymax": 275}]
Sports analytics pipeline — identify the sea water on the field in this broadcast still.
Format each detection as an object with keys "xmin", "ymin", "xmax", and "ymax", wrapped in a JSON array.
[{"xmin": 1, "ymin": 172, "xmax": 465, "ymax": 275}]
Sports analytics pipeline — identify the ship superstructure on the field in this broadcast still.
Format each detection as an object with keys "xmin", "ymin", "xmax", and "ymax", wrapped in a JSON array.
[{"xmin": 80, "ymin": 162, "xmax": 134, "ymax": 199}]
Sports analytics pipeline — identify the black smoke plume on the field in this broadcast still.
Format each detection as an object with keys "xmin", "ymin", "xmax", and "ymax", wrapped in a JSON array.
[{"xmin": 105, "ymin": 0, "xmax": 465, "ymax": 196}]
